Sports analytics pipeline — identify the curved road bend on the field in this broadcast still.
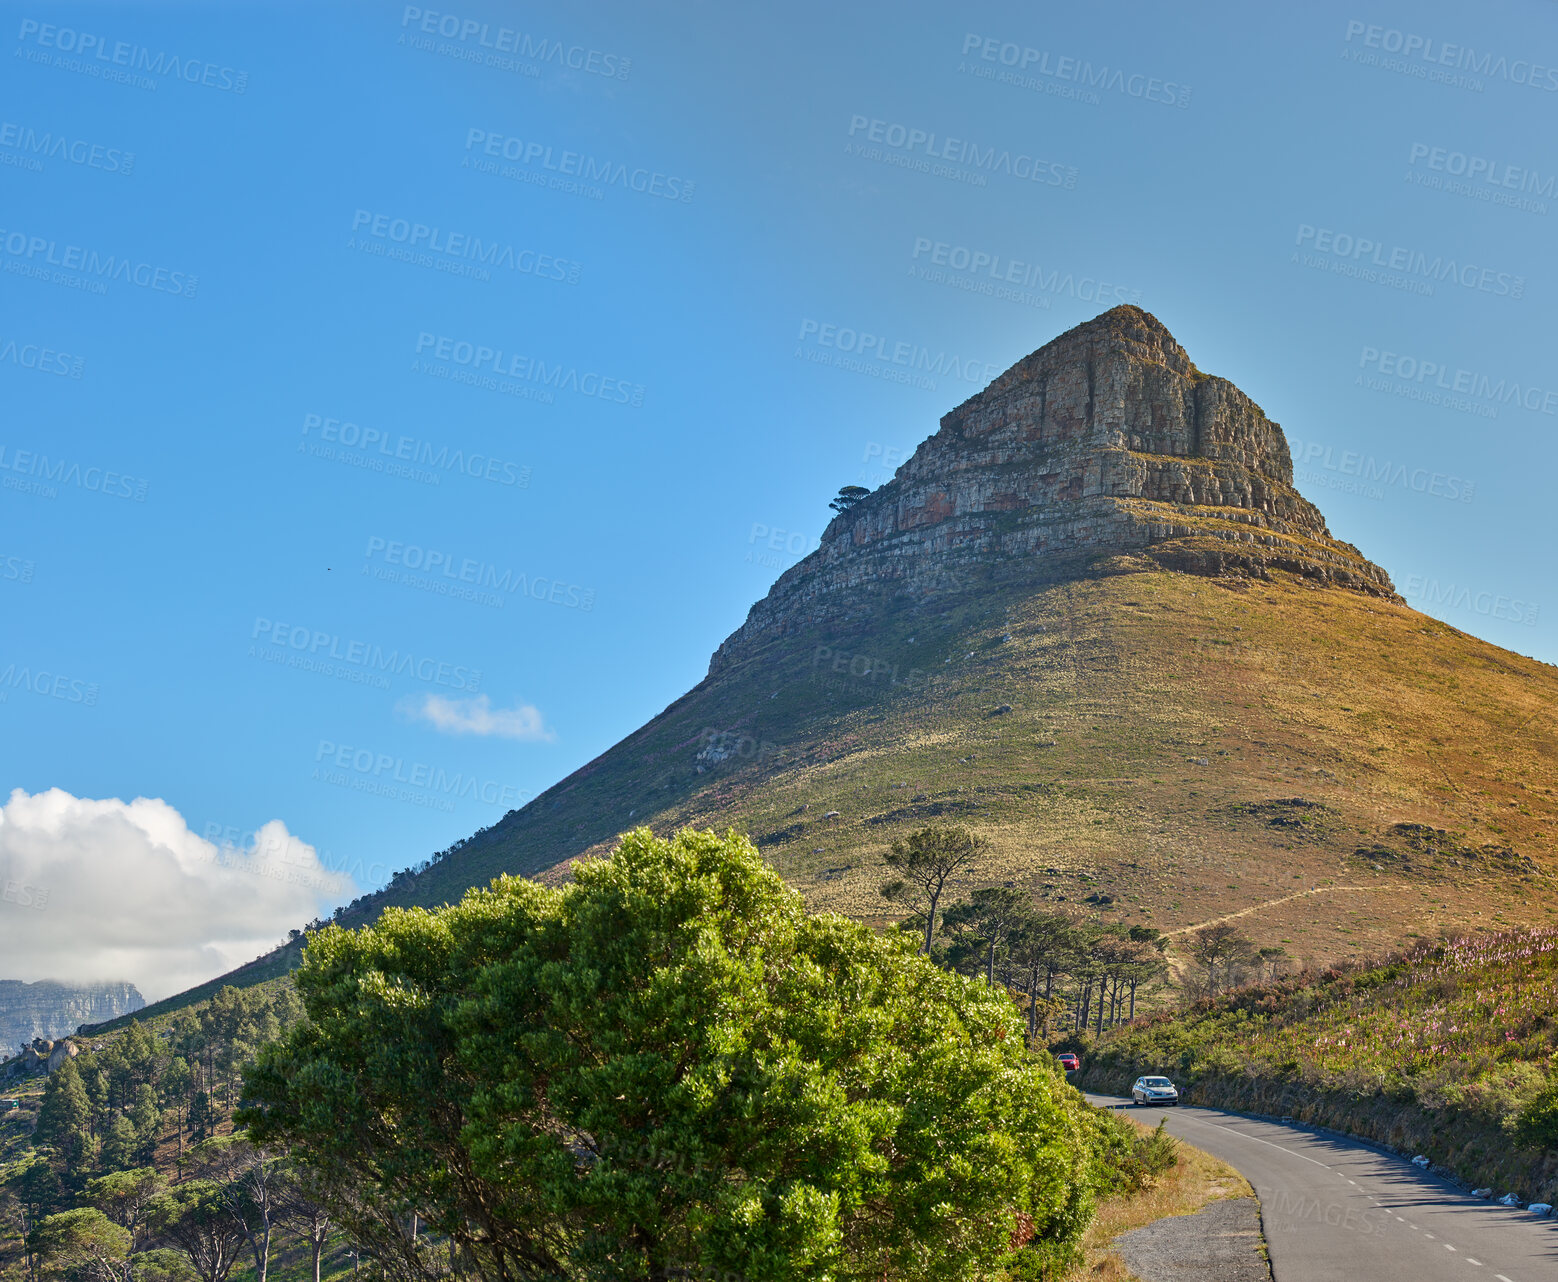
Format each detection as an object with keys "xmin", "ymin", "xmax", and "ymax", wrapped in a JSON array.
[{"xmin": 1085, "ymin": 1094, "xmax": 1558, "ymax": 1282}]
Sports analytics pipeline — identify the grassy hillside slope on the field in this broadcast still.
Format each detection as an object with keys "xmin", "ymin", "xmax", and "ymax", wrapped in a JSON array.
[
  {"xmin": 342, "ymin": 565, "xmax": 1558, "ymax": 969},
  {"xmin": 74, "ymin": 942, "xmax": 303, "ymax": 1035},
  {"xmin": 1075, "ymin": 927, "xmax": 1558, "ymax": 1204}
]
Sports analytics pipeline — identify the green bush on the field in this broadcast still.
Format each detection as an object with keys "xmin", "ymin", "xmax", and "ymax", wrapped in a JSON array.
[
  {"xmin": 243, "ymin": 828, "xmax": 1102, "ymax": 1282},
  {"xmin": 1084, "ymin": 1110, "xmax": 1179, "ymax": 1197},
  {"xmin": 1511, "ymin": 1076, "xmax": 1558, "ymax": 1149}
]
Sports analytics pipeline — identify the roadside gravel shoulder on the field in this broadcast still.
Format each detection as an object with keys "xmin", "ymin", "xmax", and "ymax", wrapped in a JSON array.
[
  {"xmin": 1113, "ymin": 1195, "xmax": 1271, "ymax": 1282},
  {"xmin": 1069, "ymin": 1111, "xmax": 1267, "ymax": 1281}
]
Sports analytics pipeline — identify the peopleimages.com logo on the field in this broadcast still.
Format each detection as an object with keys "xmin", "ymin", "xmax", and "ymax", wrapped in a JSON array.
[
  {"xmin": 312, "ymin": 739, "xmax": 530, "ymax": 810},
  {"xmin": 1, "ymin": 879, "xmax": 48, "ymax": 911},
  {"xmin": 0, "ymin": 445, "xmax": 148, "ymax": 502},
  {"xmin": 0, "ymin": 337, "xmax": 83, "ymax": 378},
  {"xmin": 348, "ymin": 210, "xmax": 582, "ymax": 284},
  {"xmin": 845, "ymin": 115, "xmax": 1077, "ymax": 189},
  {"xmin": 1356, "ymin": 348, "xmax": 1558, "ymax": 418},
  {"xmin": 908, "ymin": 237, "xmax": 1141, "ymax": 310},
  {"xmin": 249, "ymin": 617, "xmax": 482, "ymax": 692},
  {"xmin": 300, "ymin": 413, "xmax": 531, "ymax": 486},
  {"xmin": 1401, "ymin": 574, "xmax": 1539, "ymax": 626},
  {"xmin": 0, "ymin": 660, "xmax": 98, "ymax": 705},
  {"xmin": 958, "ymin": 33, "xmax": 1191, "ymax": 108},
  {"xmin": 0, "ymin": 120, "xmax": 134, "ymax": 175},
  {"xmin": 1292, "ymin": 224, "xmax": 1523, "ymax": 298},
  {"xmin": 1406, "ymin": 143, "xmax": 1556, "ymax": 210},
  {"xmin": 14, "ymin": 18, "xmax": 249, "ymax": 93},
  {"xmin": 795, "ymin": 318, "xmax": 1001, "ymax": 392},
  {"xmin": 1288, "ymin": 437, "xmax": 1475, "ymax": 504},
  {"xmin": 398, "ymin": 7, "xmax": 631, "ymax": 81},
  {"xmin": 464, "ymin": 129, "xmax": 695, "ymax": 203},
  {"xmin": 363, "ymin": 536, "xmax": 596, "ymax": 611},
  {"xmin": 412, "ymin": 333, "xmax": 645, "ymax": 406},
  {"xmin": 1341, "ymin": 20, "xmax": 1558, "ymax": 92},
  {"xmin": 0, "ymin": 225, "xmax": 198, "ymax": 297}
]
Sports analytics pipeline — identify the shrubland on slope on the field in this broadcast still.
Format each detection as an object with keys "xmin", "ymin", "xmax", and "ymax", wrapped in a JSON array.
[
  {"xmin": 340, "ymin": 306, "xmax": 1558, "ymax": 968},
  {"xmin": 1077, "ymin": 926, "xmax": 1558, "ymax": 1203}
]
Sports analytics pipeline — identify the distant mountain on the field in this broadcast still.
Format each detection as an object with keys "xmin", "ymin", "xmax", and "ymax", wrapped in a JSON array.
[{"xmin": 0, "ymin": 979, "xmax": 145, "ymax": 1052}]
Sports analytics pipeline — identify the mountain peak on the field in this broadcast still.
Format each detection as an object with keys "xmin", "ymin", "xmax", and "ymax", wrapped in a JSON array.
[{"xmin": 712, "ymin": 309, "xmax": 1394, "ymax": 675}]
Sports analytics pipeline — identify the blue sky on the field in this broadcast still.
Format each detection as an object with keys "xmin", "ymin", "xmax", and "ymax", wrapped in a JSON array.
[{"xmin": 2, "ymin": 1, "xmax": 1554, "ymax": 995}]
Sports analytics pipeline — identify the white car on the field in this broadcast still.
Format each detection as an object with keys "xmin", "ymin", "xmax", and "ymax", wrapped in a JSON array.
[{"xmin": 1132, "ymin": 1075, "xmax": 1180, "ymax": 1106}]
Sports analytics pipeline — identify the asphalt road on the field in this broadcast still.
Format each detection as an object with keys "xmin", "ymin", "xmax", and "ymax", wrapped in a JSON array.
[{"xmin": 1086, "ymin": 1093, "xmax": 1558, "ymax": 1282}]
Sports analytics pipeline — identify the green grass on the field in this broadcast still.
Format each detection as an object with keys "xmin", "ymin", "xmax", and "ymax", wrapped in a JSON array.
[
  {"xmin": 337, "ymin": 569, "xmax": 1558, "ymax": 974},
  {"xmin": 121, "ymin": 565, "xmax": 1558, "ymax": 1023}
]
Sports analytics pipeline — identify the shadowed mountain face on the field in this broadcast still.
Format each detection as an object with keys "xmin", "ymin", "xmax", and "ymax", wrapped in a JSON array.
[{"xmin": 313, "ymin": 308, "xmax": 1556, "ymax": 970}]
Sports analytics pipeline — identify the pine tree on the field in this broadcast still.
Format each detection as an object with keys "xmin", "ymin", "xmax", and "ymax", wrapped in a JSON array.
[
  {"xmin": 130, "ymin": 1083, "xmax": 163, "ymax": 1167},
  {"xmin": 118, "ymin": 1021, "xmax": 155, "ymax": 1086},
  {"xmin": 34, "ymin": 1060, "xmax": 94, "ymax": 1171},
  {"xmin": 100, "ymin": 1115, "xmax": 139, "ymax": 1173},
  {"xmin": 188, "ymin": 1091, "xmax": 218, "ymax": 1143}
]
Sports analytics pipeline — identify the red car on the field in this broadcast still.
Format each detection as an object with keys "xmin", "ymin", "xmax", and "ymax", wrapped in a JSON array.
[{"xmin": 1057, "ymin": 1053, "xmax": 1080, "ymax": 1072}]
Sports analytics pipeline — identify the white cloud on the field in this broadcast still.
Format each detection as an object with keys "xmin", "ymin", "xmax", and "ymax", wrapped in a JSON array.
[
  {"xmin": 0, "ymin": 788, "xmax": 354, "ymax": 1002},
  {"xmin": 398, "ymin": 693, "xmax": 554, "ymax": 741}
]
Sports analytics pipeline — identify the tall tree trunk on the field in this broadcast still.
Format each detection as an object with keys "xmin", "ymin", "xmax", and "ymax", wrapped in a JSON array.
[
  {"xmin": 1026, "ymin": 960, "xmax": 1041, "ymax": 1039},
  {"xmin": 1129, "ymin": 978, "xmax": 1138, "ymax": 1022},
  {"xmin": 985, "ymin": 941, "xmax": 996, "ymax": 988},
  {"xmin": 923, "ymin": 891, "xmax": 939, "ymax": 954}
]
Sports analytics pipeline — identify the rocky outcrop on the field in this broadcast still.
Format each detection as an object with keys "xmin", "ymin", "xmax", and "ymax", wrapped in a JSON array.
[
  {"xmin": 3, "ymin": 1036, "xmax": 80, "ymax": 1079},
  {"xmin": 0, "ymin": 980, "xmax": 144, "ymax": 1056},
  {"xmin": 712, "ymin": 306, "xmax": 1396, "ymax": 674}
]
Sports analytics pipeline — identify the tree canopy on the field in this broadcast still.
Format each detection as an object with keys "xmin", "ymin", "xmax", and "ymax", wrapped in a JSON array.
[
  {"xmin": 27, "ymin": 1207, "xmax": 133, "ymax": 1282},
  {"xmin": 1187, "ymin": 924, "xmax": 1258, "ymax": 997},
  {"xmin": 828, "ymin": 485, "xmax": 870, "ymax": 514},
  {"xmin": 240, "ymin": 828, "xmax": 1098, "ymax": 1281},
  {"xmin": 879, "ymin": 824, "xmax": 985, "ymax": 953}
]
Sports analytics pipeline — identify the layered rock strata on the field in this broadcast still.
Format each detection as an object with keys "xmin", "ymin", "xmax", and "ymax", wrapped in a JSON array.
[{"xmin": 712, "ymin": 306, "xmax": 1394, "ymax": 674}]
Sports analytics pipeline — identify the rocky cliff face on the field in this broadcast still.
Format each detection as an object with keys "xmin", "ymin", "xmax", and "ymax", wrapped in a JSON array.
[
  {"xmin": 712, "ymin": 306, "xmax": 1395, "ymax": 674},
  {"xmin": 0, "ymin": 980, "xmax": 145, "ymax": 1054}
]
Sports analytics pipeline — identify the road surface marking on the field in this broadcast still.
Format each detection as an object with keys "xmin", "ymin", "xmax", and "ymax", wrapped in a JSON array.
[
  {"xmin": 1495, "ymin": 1275, "xmax": 1515, "ymax": 1282},
  {"xmin": 1445, "ymin": 1243, "xmax": 1456, "ymax": 1250},
  {"xmin": 1466, "ymin": 1259, "xmax": 1482, "ymax": 1266},
  {"xmin": 1171, "ymin": 1111, "xmax": 1332, "ymax": 1170}
]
